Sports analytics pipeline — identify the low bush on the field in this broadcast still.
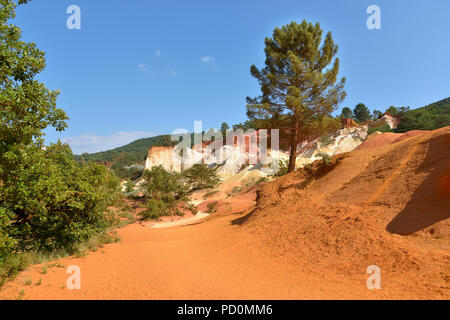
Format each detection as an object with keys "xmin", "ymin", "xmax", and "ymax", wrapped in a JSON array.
[
  {"xmin": 368, "ymin": 123, "xmax": 393, "ymax": 135},
  {"xmin": 317, "ymin": 152, "xmax": 332, "ymax": 166},
  {"xmin": 274, "ymin": 158, "xmax": 289, "ymax": 177},
  {"xmin": 204, "ymin": 190, "xmax": 219, "ymax": 199},
  {"xmin": 206, "ymin": 202, "xmax": 218, "ymax": 214},
  {"xmin": 140, "ymin": 166, "xmax": 189, "ymax": 220}
]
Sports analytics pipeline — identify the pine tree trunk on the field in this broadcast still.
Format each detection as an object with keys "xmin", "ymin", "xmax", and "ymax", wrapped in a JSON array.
[{"xmin": 288, "ymin": 113, "xmax": 298, "ymax": 173}]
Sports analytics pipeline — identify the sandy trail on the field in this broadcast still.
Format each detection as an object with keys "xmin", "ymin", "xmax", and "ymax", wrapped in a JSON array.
[
  {"xmin": 0, "ymin": 214, "xmax": 385, "ymax": 300},
  {"xmin": 149, "ymin": 212, "xmax": 210, "ymax": 229},
  {"xmin": 1, "ymin": 127, "xmax": 448, "ymax": 300}
]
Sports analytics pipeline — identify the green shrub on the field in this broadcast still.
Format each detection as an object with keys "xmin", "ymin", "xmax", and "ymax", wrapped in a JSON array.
[
  {"xmin": 204, "ymin": 190, "xmax": 219, "ymax": 199},
  {"xmin": 319, "ymin": 134, "xmax": 332, "ymax": 146},
  {"xmin": 317, "ymin": 152, "xmax": 332, "ymax": 166},
  {"xmin": 140, "ymin": 199, "xmax": 169, "ymax": 221},
  {"xmin": 274, "ymin": 158, "xmax": 289, "ymax": 177},
  {"xmin": 141, "ymin": 166, "xmax": 191, "ymax": 220},
  {"xmin": 186, "ymin": 203, "xmax": 198, "ymax": 215},
  {"xmin": 368, "ymin": 123, "xmax": 393, "ymax": 135},
  {"xmin": 230, "ymin": 186, "xmax": 243, "ymax": 197},
  {"xmin": 125, "ymin": 180, "xmax": 135, "ymax": 193},
  {"xmin": 143, "ymin": 165, "xmax": 189, "ymax": 203},
  {"xmin": 1, "ymin": 143, "xmax": 120, "ymax": 254},
  {"xmin": 206, "ymin": 202, "xmax": 218, "ymax": 214}
]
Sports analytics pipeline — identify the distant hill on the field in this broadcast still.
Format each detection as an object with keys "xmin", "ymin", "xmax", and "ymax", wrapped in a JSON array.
[
  {"xmin": 396, "ymin": 97, "xmax": 450, "ymax": 132},
  {"xmin": 73, "ymin": 135, "xmax": 177, "ymax": 179}
]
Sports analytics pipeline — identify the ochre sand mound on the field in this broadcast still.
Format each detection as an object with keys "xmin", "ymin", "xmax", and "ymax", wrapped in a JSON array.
[
  {"xmin": 1, "ymin": 127, "xmax": 449, "ymax": 299},
  {"xmin": 356, "ymin": 130, "xmax": 429, "ymax": 151}
]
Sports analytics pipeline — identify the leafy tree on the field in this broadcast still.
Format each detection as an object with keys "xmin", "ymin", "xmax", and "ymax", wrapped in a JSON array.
[
  {"xmin": 372, "ymin": 109, "xmax": 383, "ymax": 120},
  {"xmin": 141, "ymin": 166, "xmax": 190, "ymax": 220},
  {"xmin": 0, "ymin": 1, "xmax": 120, "ymax": 283},
  {"xmin": 246, "ymin": 21, "xmax": 346, "ymax": 172},
  {"xmin": 340, "ymin": 107, "xmax": 353, "ymax": 119},
  {"xmin": 143, "ymin": 165, "xmax": 188, "ymax": 204},
  {"xmin": 386, "ymin": 106, "xmax": 398, "ymax": 116},
  {"xmin": 386, "ymin": 105, "xmax": 410, "ymax": 117},
  {"xmin": 353, "ymin": 103, "xmax": 371, "ymax": 123},
  {"xmin": 0, "ymin": 0, "xmax": 68, "ymax": 260},
  {"xmin": 182, "ymin": 164, "xmax": 220, "ymax": 191}
]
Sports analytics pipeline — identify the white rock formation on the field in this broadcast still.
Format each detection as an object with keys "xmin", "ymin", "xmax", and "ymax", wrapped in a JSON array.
[{"xmin": 144, "ymin": 125, "xmax": 370, "ymax": 179}]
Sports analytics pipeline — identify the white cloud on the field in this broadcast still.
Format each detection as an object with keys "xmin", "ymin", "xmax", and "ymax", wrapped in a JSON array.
[
  {"xmin": 62, "ymin": 131, "xmax": 157, "ymax": 154},
  {"xmin": 200, "ymin": 56, "xmax": 215, "ymax": 63},
  {"xmin": 155, "ymin": 50, "xmax": 161, "ymax": 56},
  {"xmin": 138, "ymin": 63, "xmax": 148, "ymax": 71},
  {"xmin": 169, "ymin": 69, "xmax": 177, "ymax": 76}
]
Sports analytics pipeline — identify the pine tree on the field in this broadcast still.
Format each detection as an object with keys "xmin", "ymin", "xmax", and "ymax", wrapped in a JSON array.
[
  {"xmin": 340, "ymin": 107, "xmax": 353, "ymax": 119},
  {"xmin": 353, "ymin": 103, "xmax": 371, "ymax": 123},
  {"xmin": 372, "ymin": 109, "xmax": 383, "ymax": 119},
  {"xmin": 246, "ymin": 21, "xmax": 346, "ymax": 172},
  {"xmin": 220, "ymin": 122, "xmax": 230, "ymax": 138}
]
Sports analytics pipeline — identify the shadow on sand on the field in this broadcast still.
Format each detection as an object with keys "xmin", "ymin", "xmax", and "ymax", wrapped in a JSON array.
[{"xmin": 386, "ymin": 132, "xmax": 450, "ymax": 235}]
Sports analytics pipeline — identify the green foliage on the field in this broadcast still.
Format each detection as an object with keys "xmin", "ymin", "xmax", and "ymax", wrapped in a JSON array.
[
  {"xmin": 230, "ymin": 186, "xmax": 243, "ymax": 196},
  {"xmin": 319, "ymin": 134, "xmax": 332, "ymax": 146},
  {"xmin": 140, "ymin": 199, "xmax": 169, "ymax": 220},
  {"xmin": 372, "ymin": 109, "xmax": 383, "ymax": 120},
  {"xmin": 395, "ymin": 97, "xmax": 450, "ymax": 133},
  {"xmin": 140, "ymin": 166, "xmax": 189, "ymax": 220},
  {"xmin": 317, "ymin": 152, "xmax": 331, "ymax": 166},
  {"xmin": 340, "ymin": 107, "xmax": 353, "ymax": 119},
  {"xmin": 206, "ymin": 201, "xmax": 218, "ymax": 214},
  {"xmin": 203, "ymin": 190, "xmax": 219, "ymax": 199},
  {"xmin": 125, "ymin": 180, "xmax": 135, "ymax": 193},
  {"xmin": 232, "ymin": 119, "xmax": 260, "ymax": 131},
  {"xmin": 246, "ymin": 20, "xmax": 346, "ymax": 172},
  {"xmin": 353, "ymin": 103, "xmax": 371, "ymax": 123},
  {"xmin": 220, "ymin": 122, "xmax": 230, "ymax": 137},
  {"xmin": 113, "ymin": 164, "xmax": 144, "ymax": 181},
  {"xmin": 368, "ymin": 123, "xmax": 393, "ymax": 135},
  {"xmin": 186, "ymin": 202, "xmax": 198, "ymax": 215},
  {"xmin": 182, "ymin": 164, "xmax": 220, "ymax": 191},
  {"xmin": 0, "ymin": 1, "xmax": 120, "ymax": 285},
  {"xmin": 386, "ymin": 106, "xmax": 410, "ymax": 117},
  {"xmin": 74, "ymin": 135, "xmax": 177, "ymax": 179},
  {"xmin": 143, "ymin": 165, "xmax": 188, "ymax": 203},
  {"xmin": 1, "ymin": 142, "xmax": 120, "ymax": 254},
  {"xmin": 274, "ymin": 158, "xmax": 289, "ymax": 177}
]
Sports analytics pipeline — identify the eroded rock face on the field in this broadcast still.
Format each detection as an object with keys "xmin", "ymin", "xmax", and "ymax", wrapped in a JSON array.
[
  {"xmin": 144, "ymin": 125, "xmax": 370, "ymax": 178},
  {"xmin": 296, "ymin": 125, "xmax": 369, "ymax": 161},
  {"xmin": 370, "ymin": 113, "xmax": 400, "ymax": 129}
]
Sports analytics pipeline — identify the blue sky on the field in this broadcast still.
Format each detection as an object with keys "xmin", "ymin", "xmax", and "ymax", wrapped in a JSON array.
[{"xmin": 13, "ymin": 0, "xmax": 450, "ymax": 154}]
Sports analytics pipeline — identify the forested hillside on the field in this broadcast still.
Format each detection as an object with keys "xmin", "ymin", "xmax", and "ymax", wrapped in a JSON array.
[
  {"xmin": 74, "ymin": 135, "xmax": 176, "ymax": 165},
  {"xmin": 396, "ymin": 97, "xmax": 450, "ymax": 132},
  {"xmin": 73, "ymin": 135, "xmax": 177, "ymax": 179}
]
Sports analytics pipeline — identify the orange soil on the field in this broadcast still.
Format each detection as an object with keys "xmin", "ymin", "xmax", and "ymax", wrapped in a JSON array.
[
  {"xmin": 356, "ymin": 130, "xmax": 429, "ymax": 151},
  {"xmin": 1, "ymin": 127, "xmax": 449, "ymax": 300}
]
